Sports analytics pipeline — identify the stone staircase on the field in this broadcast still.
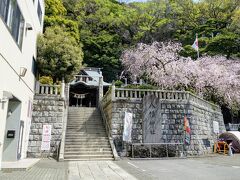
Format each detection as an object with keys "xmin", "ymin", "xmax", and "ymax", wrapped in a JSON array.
[{"xmin": 64, "ymin": 107, "xmax": 114, "ymax": 160}]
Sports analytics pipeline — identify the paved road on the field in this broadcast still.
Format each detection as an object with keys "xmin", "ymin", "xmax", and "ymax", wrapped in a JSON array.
[
  {"xmin": 115, "ymin": 155, "xmax": 240, "ymax": 180},
  {"xmin": 1, "ymin": 155, "xmax": 240, "ymax": 180}
]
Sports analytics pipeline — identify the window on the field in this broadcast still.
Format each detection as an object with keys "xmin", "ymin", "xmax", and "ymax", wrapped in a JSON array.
[
  {"xmin": 37, "ymin": 1, "xmax": 42, "ymax": 24},
  {"xmin": 0, "ymin": 0, "xmax": 9, "ymax": 22},
  {"xmin": 0, "ymin": 0, "xmax": 25, "ymax": 48}
]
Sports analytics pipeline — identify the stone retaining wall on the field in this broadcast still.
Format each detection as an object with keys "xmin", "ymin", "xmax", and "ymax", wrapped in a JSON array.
[
  {"xmin": 27, "ymin": 95, "xmax": 65, "ymax": 158},
  {"xmin": 103, "ymin": 94, "xmax": 225, "ymax": 156}
]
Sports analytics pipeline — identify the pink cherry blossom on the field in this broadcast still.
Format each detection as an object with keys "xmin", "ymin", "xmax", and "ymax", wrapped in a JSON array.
[{"xmin": 121, "ymin": 41, "xmax": 240, "ymax": 107}]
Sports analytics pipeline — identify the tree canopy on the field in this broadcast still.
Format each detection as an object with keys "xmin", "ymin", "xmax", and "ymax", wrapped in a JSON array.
[
  {"xmin": 121, "ymin": 41, "xmax": 240, "ymax": 108},
  {"xmin": 39, "ymin": 0, "xmax": 240, "ymax": 82},
  {"xmin": 37, "ymin": 26, "xmax": 83, "ymax": 82}
]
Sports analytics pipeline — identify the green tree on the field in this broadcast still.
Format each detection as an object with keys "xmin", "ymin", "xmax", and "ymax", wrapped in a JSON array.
[
  {"xmin": 44, "ymin": 0, "xmax": 79, "ymax": 41},
  {"xmin": 37, "ymin": 26, "xmax": 83, "ymax": 82},
  {"xmin": 204, "ymin": 33, "xmax": 240, "ymax": 59}
]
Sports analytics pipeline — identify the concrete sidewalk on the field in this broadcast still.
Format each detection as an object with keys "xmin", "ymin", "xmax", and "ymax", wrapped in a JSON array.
[
  {"xmin": 0, "ymin": 159, "xmax": 137, "ymax": 180},
  {"xmin": 0, "ymin": 159, "xmax": 67, "ymax": 180},
  {"xmin": 67, "ymin": 161, "xmax": 137, "ymax": 180}
]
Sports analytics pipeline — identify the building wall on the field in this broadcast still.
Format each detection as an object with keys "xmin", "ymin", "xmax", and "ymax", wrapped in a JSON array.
[
  {"xmin": 103, "ymin": 95, "xmax": 225, "ymax": 156},
  {"xmin": 0, "ymin": 0, "xmax": 44, "ymax": 168}
]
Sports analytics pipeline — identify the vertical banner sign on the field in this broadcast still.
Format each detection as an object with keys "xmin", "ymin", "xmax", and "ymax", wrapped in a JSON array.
[
  {"xmin": 213, "ymin": 121, "xmax": 219, "ymax": 134},
  {"xmin": 184, "ymin": 116, "xmax": 191, "ymax": 145},
  {"xmin": 41, "ymin": 125, "xmax": 52, "ymax": 151},
  {"xmin": 123, "ymin": 112, "xmax": 133, "ymax": 142}
]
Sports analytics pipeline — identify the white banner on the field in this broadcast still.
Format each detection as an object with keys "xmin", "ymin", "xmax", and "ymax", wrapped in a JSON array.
[
  {"xmin": 213, "ymin": 121, "xmax": 219, "ymax": 134},
  {"xmin": 41, "ymin": 125, "xmax": 52, "ymax": 151},
  {"xmin": 123, "ymin": 112, "xmax": 133, "ymax": 142}
]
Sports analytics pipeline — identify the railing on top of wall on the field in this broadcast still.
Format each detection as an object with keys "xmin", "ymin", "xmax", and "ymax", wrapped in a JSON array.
[
  {"xmin": 35, "ymin": 81, "xmax": 65, "ymax": 98},
  {"xmin": 102, "ymin": 85, "xmax": 219, "ymax": 110}
]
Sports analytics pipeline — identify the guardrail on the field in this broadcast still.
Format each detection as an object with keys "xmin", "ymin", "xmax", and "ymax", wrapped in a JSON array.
[
  {"xmin": 35, "ymin": 81, "xmax": 65, "ymax": 98},
  {"xmin": 226, "ymin": 123, "xmax": 240, "ymax": 131},
  {"xmin": 131, "ymin": 143, "xmax": 184, "ymax": 158},
  {"xmin": 114, "ymin": 88, "xmax": 189, "ymax": 100}
]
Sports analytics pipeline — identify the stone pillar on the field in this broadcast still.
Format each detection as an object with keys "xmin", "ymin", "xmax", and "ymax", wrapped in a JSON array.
[
  {"xmin": 124, "ymin": 78, "xmax": 127, "ymax": 86},
  {"xmin": 35, "ymin": 81, "xmax": 40, "ymax": 94},
  {"xmin": 111, "ymin": 81, "xmax": 116, "ymax": 101},
  {"xmin": 61, "ymin": 78, "xmax": 65, "ymax": 99},
  {"xmin": 98, "ymin": 76, "xmax": 103, "ymax": 103}
]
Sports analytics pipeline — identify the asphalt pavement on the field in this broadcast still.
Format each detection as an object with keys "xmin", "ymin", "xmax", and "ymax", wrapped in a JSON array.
[
  {"xmin": 1, "ymin": 155, "xmax": 240, "ymax": 180},
  {"xmin": 115, "ymin": 154, "xmax": 240, "ymax": 180}
]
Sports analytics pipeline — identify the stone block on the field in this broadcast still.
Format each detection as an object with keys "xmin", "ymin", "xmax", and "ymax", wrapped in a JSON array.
[
  {"xmin": 42, "ymin": 111, "xmax": 49, "ymax": 116},
  {"xmin": 31, "ymin": 147, "xmax": 40, "ymax": 153},
  {"xmin": 33, "ymin": 135, "xmax": 41, "ymax": 141},
  {"xmin": 31, "ymin": 129, "xmax": 38, "ymax": 135},
  {"xmin": 29, "ymin": 135, "xmax": 33, "ymax": 141},
  {"xmin": 53, "ymin": 123, "xmax": 63, "ymax": 129},
  {"xmin": 58, "ymin": 101, "xmax": 64, "ymax": 106},
  {"xmin": 29, "ymin": 141, "xmax": 37, "ymax": 147}
]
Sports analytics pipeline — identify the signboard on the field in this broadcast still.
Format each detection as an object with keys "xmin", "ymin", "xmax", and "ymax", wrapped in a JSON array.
[
  {"xmin": 213, "ymin": 121, "xmax": 219, "ymax": 134},
  {"xmin": 74, "ymin": 93, "xmax": 86, "ymax": 99},
  {"xmin": 41, "ymin": 125, "xmax": 52, "ymax": 151},
  {"xmin": 123, "ymin": 112, "xmax": 133, "ymax": 142}
]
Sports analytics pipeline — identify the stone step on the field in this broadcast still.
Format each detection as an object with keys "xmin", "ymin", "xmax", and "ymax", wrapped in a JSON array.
[
  {"xmin": 68, "ymin": 119, "xmax": 102, "ymax": 121},
  {"xmin": 64, "ymin": 136, "xmax": 108, "ymax": 140},
  {"xmin": 64, "ymin": 157, "xmax": 114, "ymax": 161},
  {"xmin": 66, "ymin": 129, "xmax": 106, "ymax": 132},
  {"xmin": 67, "ymin": 124, "xmax": 104, "ymax": 127},
  {"xmin": 64, "ymin": 147, "xmax": 111, "ymax": 151},
  {"xmin": 66, "ymin": 130, "xmax": 106, "ymax": 134},
  {"xmin": 68, "ymin": 119, "xmax": 102, "ymax": 122},
  {"xmin": 68, "ymin": 118, "xmax": 102, "ymax": 121},
  {"xmin": 65, "ymin": 138, "xmax": 109, "ymax": 142},
  {"xmin": 68, "ymin": 110, "xmax": 98, "ymax": 112},
  {"xmin": 66, "ymin": 129, "xmax": 106, "ymax": 131},
  {"xmin": 65, "ymin": 137, "xmax": 108, "ymax": 142},
  {"xmin": 67, "ymin": 125, "xmax": 104, "ymax": 127},
  {"xmin": 64, "ymin": 144, "xmax": 111, "ymax": 148},
  {"xmin": 64, "ymin": 151, "xmax": 112, "ymax": 155},
  {"xmin": 68, "ymin": 114, "xmax": 100, "ymax": 116},
  {"xmin": 64, "ymin": 154, "xmax": 113, "ymax": 159},
  {"xmin": 66, "ymin": 130, "xmax": 106, "ymax": 136},
  {"xmin": 65, "ymin": 141, "xmax": 110, "ymax": 145}
]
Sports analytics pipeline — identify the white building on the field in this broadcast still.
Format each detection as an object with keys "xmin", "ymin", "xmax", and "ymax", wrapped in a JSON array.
[{"xmin": 0, "ymin": 0, "xmax": 44, "ymax": 169}]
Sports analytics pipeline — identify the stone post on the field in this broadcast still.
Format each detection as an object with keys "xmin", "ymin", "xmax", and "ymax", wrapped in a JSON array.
[
  {"xmin": 35, "ymin": 81, "xmax": 40, "ymax": 94},
  {"xmin": 61, "ymin": 78, "xmax": 65, "ymax": 99},
  {"xmin": 111, "ymin": 81, "xmax": 116, "ymax": 101},
  {"xmin": 98, "ymin": 76, "xmax": 103, "ymax": 103},
  {"xmin": 124, "ymin": 78, "xmax": 127, "ymax": 86}
]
